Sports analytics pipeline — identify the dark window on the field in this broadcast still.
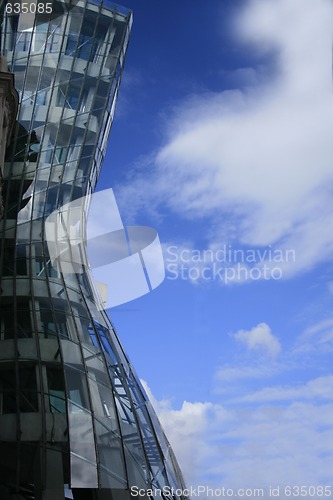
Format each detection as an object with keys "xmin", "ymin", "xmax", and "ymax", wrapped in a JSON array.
[
  {"xmin": 1, "ymin": 241, "xmax": 27, "ymax": 276},
  {"xmin": 0, "ymin": 368, "xmax": 16, "ymax": 414},
  {"xmin": 2, "ymin": 240, "xmax": 15, "ymax": 276},
  {"xmin": 16, "ymin": 244, "xmax": 27, "ymax": 276},
  {"xmin": 0, "ymin": 306, "xmax": 15, "ymax": 339},
  {"xmin": 19, "ymin": 367, "xmax": 38, "ymax": 412},
  {"xmin": 0, "ymin": 366, "xmax": 38, "ymax": 414},
  {"xmin": 55, "ymin": 311, "xmax": 69, "ymax": 338},
  {"xmin": 17, "ymin": 306, "xmax": 32, "ymax": 338},
  {"xmin": 0, "ymin": 302, "xmax": 32, "ymax": 339},
  {"xmin": 47, "ymin": 368, "xmax": 66, "ymax": 413},
  {"xmin": 40, "ymin": 309, "xmax": 57, "ymax": 338}
]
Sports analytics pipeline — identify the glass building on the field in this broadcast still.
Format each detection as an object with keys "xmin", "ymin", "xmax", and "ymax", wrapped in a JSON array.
[
  {"xmin": 0, "ymin": 1, "xmax": 187, "ymax": 499},
  {"xmin": 0, "ymin": 51, "xmax": 18, "ymax": 216}
]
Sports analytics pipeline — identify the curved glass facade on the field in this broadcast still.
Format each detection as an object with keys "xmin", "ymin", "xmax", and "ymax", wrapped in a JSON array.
[{"xmin": 0, "ymin": 2, "xmax": 187, "ymax": 499}]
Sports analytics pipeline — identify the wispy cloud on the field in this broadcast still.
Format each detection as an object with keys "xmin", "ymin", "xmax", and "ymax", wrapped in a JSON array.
[
  {"xmin": 215, "ymin": 364, "xmax": 277, "ymax": 382},
  {"xmin": 301, "ymin": 318, "xmax": 333, "ymax": 338},
  {"xmin": 116, "ymin": 0, "xmax": 333, "ymax": 277},
  {"xmin": 238, "ymin": 375, "xmax": 333, "ymax": 403},
  {"xmin": 293, "ymin": 317, "xmax": 333, "ymax": 353}
]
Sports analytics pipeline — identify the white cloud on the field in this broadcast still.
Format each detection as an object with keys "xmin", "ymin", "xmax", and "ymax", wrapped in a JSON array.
[
  {"xmin": 116, "ymin": 0, "xmax": 333, "ymax": 277},
  {"xmin": 233, "ymin": 322, "xmax": 281, "ymax": 357},
  {"xmin": 141, "ymin": 380, "xmax": 228, "ymax": 487},
  {"xmin": 143, "ymin": 379, "xmax": 333, "ymax": 493}
]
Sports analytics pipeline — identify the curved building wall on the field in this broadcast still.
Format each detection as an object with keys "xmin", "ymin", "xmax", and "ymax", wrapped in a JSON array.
[
  {"xmin": 0, "ymin": 55, "xmax": 18, "ymax": 217},
  {"xmin": 0, "ymin": 2, "xmax": 187, "ymax": 499}
]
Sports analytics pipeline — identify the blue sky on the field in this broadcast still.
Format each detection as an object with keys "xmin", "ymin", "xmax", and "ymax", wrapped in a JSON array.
[{"xmin": 97, "ymin": 0, "xmax": 333, "ymax": 494}]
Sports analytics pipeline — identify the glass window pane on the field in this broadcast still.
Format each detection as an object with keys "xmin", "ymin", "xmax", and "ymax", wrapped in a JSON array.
[
  {"xmin": 65, "ymin": 367, "xmax": 90, "ymax": 411},
  {"xmin": 70, "ymin": 454, "xmax": 98, "ymax": 488},
  {"xmin": 19, "ymin": 366, "xmax": 38, "ymax": 412},
  {"xmin": 17, "ymin": 306, "xmax": 32, "ymax": 338},
  {"xmin": 67, "ymin": 409, "xmax": 97, "ymax": 469},
  {"xmin": 47, "ymin": 368, "xmax": 66, "ymax": 413},
  {"xmin": 84, "ymin": 347, "xmax": 109, "ymax": 386},
  {"xmin": 94, "ymin": 419, "xmax": 127, "ymax": 486},
  {"xmin": 0, "ymin": 302, "xmax": 32, "ymax": 339},
  {"xmin": 0, "ymin": 367, "xmax": 16, "ymax": 414},
  {"xmin": 40, "ymin": 309, "xmax": 57, "ymax": 338}
]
